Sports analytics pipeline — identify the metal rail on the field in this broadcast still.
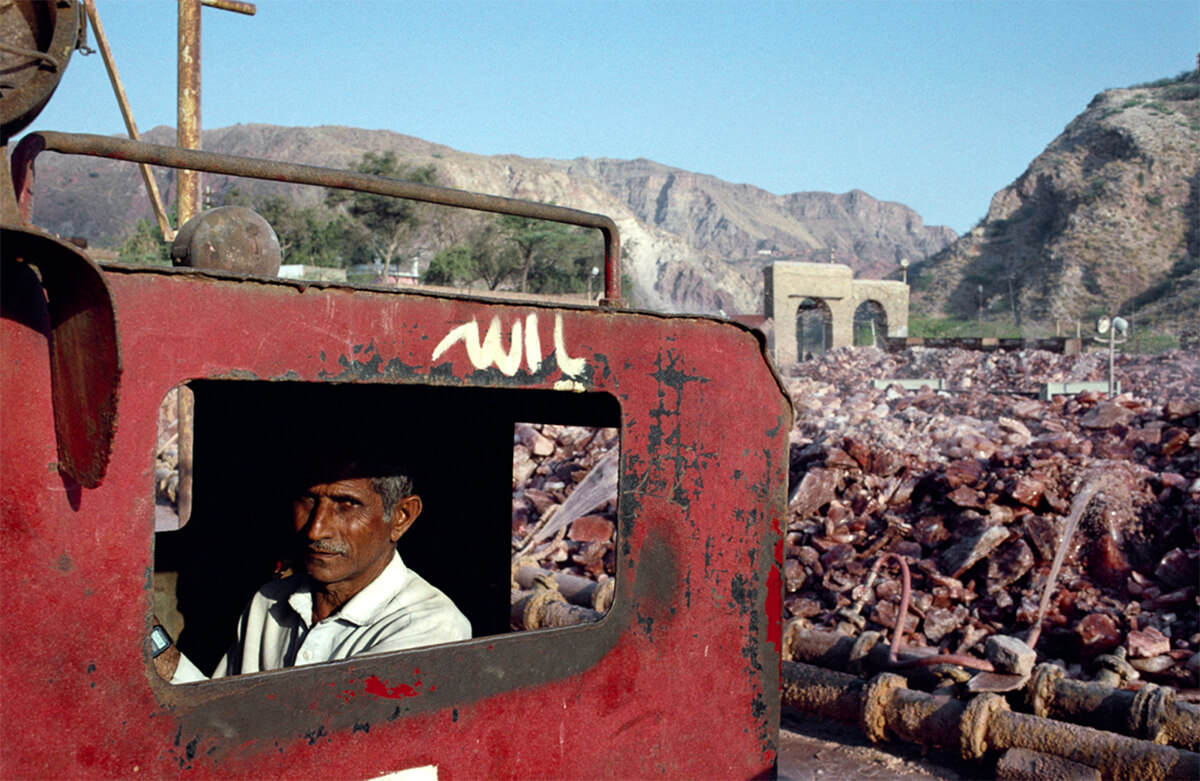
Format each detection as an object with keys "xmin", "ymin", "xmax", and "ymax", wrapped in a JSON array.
[{"xmin": 13, "ymin": 131, "xmax": 623, "ymax": 304}]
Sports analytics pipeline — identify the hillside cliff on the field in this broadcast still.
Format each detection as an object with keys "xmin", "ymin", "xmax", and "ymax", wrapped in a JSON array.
[{"xmin": 912, "ymin": 70, "xmax": 1199, "ymax": 330}]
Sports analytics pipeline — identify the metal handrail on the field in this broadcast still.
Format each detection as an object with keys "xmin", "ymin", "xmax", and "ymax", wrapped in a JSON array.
[{"xmin": 13, "ymin": 130, "xmax": 623, "ymax": 304}]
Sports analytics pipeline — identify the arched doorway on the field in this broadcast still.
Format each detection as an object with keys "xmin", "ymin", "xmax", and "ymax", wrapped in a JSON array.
[
  {"xmin": 795, "ymin": 298, "xmax": 832, "ymax": 360},
  {"xmin": 853, "ymin": 300, "xmax": 888, "ymax": 347}
]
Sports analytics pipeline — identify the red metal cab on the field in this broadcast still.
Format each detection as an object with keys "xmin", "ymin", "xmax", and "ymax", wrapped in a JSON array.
[{"xmin": 2, "ymin": 151, "xmax": 790, "ymax": 776}]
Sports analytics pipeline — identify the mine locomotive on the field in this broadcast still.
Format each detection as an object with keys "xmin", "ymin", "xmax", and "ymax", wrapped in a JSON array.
[{"xmin": 2, "ymin": 1, "xmax": 788, "ymax": 777}]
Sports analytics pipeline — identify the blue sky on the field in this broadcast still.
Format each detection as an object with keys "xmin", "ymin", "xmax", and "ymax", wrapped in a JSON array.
[{"xmin": 29, "ymin": 0, "xmax": 1200, "ymax": 234}]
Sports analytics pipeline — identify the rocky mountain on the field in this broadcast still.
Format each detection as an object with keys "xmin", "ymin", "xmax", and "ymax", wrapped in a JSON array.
[
  {"xmin": 21, "ymin": 124, "xmax": 955, "ymax": 314},
  {"xmin": 911, "ymin": 69, "xmax": 1199, "ymax": 331}
]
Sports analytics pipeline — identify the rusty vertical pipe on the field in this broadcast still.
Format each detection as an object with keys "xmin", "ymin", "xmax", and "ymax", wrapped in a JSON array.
[
  {"xmin": 177, "ymin": 0, "xmax": 201, "ymax": 226},
  {"xmin": 601, "ymin": 227, "xmax": 621, "ymax": 306}
]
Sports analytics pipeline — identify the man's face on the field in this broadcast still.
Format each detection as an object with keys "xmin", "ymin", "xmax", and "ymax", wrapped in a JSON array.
[{"xmin": 292, "ymin": 477, "xmax": 404, "ymax": 593}]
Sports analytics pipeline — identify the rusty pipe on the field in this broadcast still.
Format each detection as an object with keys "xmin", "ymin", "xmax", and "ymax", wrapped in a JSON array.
[
  {"xmin": 782, "ymin": 661, "xmax": 1200, "ymax": 780},
  {"xmin": 13, "ymin": 131, "xmax": 623, "ymax": 304},
  {"xmin": 788, "ymin": 625, "xmax": 1200, "ymax": 751},
  {"xmin": 514, "ymin": 565, "xmax": 614, "ymax": 612},
  {"xmin": 785, "ymin": 624, "xmax": 984, "ymax": 685},
  {"xmin": 1029, "ymin": 663, "xmax": 1200, "ymax": 751},
  {"xmin": 177, "ymin": 0, "xmax": 201, "ymax": 226},
  {"xmin": 510, "ymin": 587, "xmax": 602, "ymax": 630}
]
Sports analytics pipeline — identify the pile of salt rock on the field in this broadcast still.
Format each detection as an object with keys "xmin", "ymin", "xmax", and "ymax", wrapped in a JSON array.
[{"xmin": 782, "ymin": 346, "xmax": 1199, "ymax": 688}]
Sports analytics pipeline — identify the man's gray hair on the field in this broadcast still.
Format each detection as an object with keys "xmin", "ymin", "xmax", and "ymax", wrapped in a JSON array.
[{"xmin": 370, "ymin": 472, "xmax": 414, "ymax": 522}]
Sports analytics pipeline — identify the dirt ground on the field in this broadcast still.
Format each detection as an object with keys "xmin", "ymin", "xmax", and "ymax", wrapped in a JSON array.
[{"xmin": 778, "ymin": 707, "xmax": 983, "ymax": 780}]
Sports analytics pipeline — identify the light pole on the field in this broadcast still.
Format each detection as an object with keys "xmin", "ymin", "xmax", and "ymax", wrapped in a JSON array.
[
  {"xmin": 588, "ymin": 266, "xmax": 599, "ymax": 302},
  {"xmin": 900, "ymin": 258, "xmax": 909, "ymax": 285},
  {"xmin": 1093, "ymin": 316, "xmax": 1128, "ymax": 397}
]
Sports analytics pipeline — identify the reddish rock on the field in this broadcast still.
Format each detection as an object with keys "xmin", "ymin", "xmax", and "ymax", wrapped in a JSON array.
[
  {"xmin": 523, "ymin": 488, "xmax": 557, "ymax": 515},
  {"xmin": 940, "ymin": 523, "xmax": 1010, "ymax": 578},
  {"xmin": 1009, "ymin": 476, "xmax": 1046, "ymax": 508},
  {"xmin": 986, "ymin": 540, "xmax": 1035, "ymax": 591},
  {"xmin": 1127, "ymin": 626, "xmax": 1171, "ymax": 658},
  {"xmin": 1080, "ymin": 401, "xmax": 1135, "ymax": 430},
  {"xmin": 923, "ymin": 605, "xmax": 968, "ymax": 643},
  {"xmin": 1076, "ymin": 613, "xmax": 1122, "ymax": 657},
  {"xmin": 516, "ymin": 422, "xmax": 557, "ymax": 456},
  {"xmin": 1164, "ymin": 399, "xmax": 1200, "ymax": 421},
  {"xmin": 960, "ymin": 433, "xmax": 998, "ymax": 460},
  {"xmin": 1155, "ymin": 548, "xmax": 1199, "ymax": 590},
  {"xmin": 947, "ymin": 484, "xmax": 984, "ymax": 508},
  {"xmin": 825, "ymin": 447, "xmax": 860, "ymax": 470},
  {"xmin": 912, "ymin": 515, "xmax": 950, "ymax": 547},
  {"xmin": 1127, "ymin": 426, "xmax": 1162, "ymax": 447},
  {"xmin": 568, "ymin": 515, "xmax": 614, "ymax": 543},
  {"xmin": 1087, "ymin": 534, "xmax": 1132, "ymax": 590},
  {"xmin": 1032, "ymin": 432, "xmax": 1074, "ymax": 453},
  {"xmin": 869, "ymin": 600, "xmax": 919, "ymax": 635},
  {"xmin": 1158, "ymin": 472, "xmax": 1187, "ymax": 490},
  {"xmin": 844, "ymin": 437, "xmax": 872, "ymax": 471},
  {"xmin": 1094, "ymin": 436, "xmax": 1134, "ymax": 460},
  {"xmin": 1160, "ymin": 427, "xmax": 1190, "ymax": 456},
  {"xmin": 889, "ymin": 476, "xmax": 918, "ymax": 505},
  {"xmin": 945, "ymin": 459, "xmax": 985, "ymax": 488},
  {"xmin": 785, "ymin": 596, "xmax": 822, "ymax": 618},
  {"xmin": 868, "ymin": 448, "xmax": 905, "ymax": 477},
  {"xmin": 792, "ymin": 468, "xmax": 840, "ymax": 518},
  {"xmin": 784, "ymin": 559, "xmax": 806, "ymax": 593},
  {"xmin": 819, "ymin": 543, "xmax": 855, "ymax": 571}
]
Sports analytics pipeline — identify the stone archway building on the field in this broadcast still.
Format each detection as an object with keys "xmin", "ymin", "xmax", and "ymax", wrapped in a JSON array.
[{"xmin": 763, "ymin": 262, "xmax": 908, "ymax": 366}]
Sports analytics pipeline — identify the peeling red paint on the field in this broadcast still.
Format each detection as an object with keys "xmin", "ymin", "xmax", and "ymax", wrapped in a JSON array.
[{"xmin": 364, "ymin": 675, "xmax": 421, "ymax": 700}]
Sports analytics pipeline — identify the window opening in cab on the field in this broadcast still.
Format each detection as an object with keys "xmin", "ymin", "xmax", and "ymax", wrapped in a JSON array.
[
  {"xmin": 150, "ymin": 381, "xmax": 619, "ymax": 685},
  {"xmin": 511, "ymin": 423, "xmax": 619, "ymax": 630},
  {"xmin": 154, "ymin": 385, "xmax": 194, "ymax": 531}
]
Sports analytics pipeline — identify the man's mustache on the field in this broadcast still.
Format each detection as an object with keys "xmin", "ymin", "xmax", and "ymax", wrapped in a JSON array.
[{"xmin": 307, "ymin": 539, "xmax": 349, "ymax": 555}]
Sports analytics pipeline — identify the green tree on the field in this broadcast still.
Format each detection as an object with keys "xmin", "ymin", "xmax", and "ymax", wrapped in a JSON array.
[
  {"xmin": 496, "ymin": 214, "xmax": 600, "ymax": 293},
  {"xmin": 423, "ymin": 245, "xmax": 475, "ymax": 286},
  {"xmin": 118, "ymin": 202, "xmax": 177, "ymax": 265},
  {"xmin": 324, "ymin": 151, "xmax": 437, "ymax": 282}
]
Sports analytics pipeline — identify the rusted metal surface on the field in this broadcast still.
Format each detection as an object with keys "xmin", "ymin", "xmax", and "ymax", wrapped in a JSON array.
[
  {"xmin": 782, "ymin": 661, "xmax": 1200, "ymax": 780},
  {"xmin": 789, "ymin": 625, "xmax": 1200, "ymax": 752},
  {"xmin": 171, "ymin": 205, "xmax": 282, "ymax": 274},
  {"xmin": 1, "ymin": 263, "xmax": 788, "ymax": 777},
  {"xmin": 1, "ymin": 224, "xmax": 120, "ymax": 488},
  {"xmin": 0, "ymin": 0, "xmax": 81, "ymax": 142},
  {"xmin": 177, "ymin": 0, "xmax": 202, "ymax": 225},
  {"xmin": 514, "ymin": 563, "xmax": 614, "ymax": 612},
  {"xmin": 510, "ymin": 588, "xmax": 603, "ymax": 629},
  {"xmin": 201, "ymin": 0, "xmax": 257, "ymax": 14},
  {"xmin": 13, "ymin": 131, "xmax": 625, "ymax": 303},
  {"xmin": 1029, "ymin": 664, "xmax": 1200, "ymax": 751}
]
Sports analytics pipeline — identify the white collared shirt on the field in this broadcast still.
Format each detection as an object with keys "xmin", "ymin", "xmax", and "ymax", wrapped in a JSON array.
[{"xmin": 173, "ymin": 551, "xmax": 470, "ymax": 682}]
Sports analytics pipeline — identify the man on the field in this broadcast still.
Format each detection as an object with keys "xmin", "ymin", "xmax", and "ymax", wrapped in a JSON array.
[{"xmin": 155, "ymin": 461, "xmax": 470, "ymax": 682}]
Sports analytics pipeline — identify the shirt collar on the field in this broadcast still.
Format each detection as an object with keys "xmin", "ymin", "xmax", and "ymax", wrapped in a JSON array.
[{"xmin": 287, "ymin": 550, "xmax": 409, "ymax": 627}]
